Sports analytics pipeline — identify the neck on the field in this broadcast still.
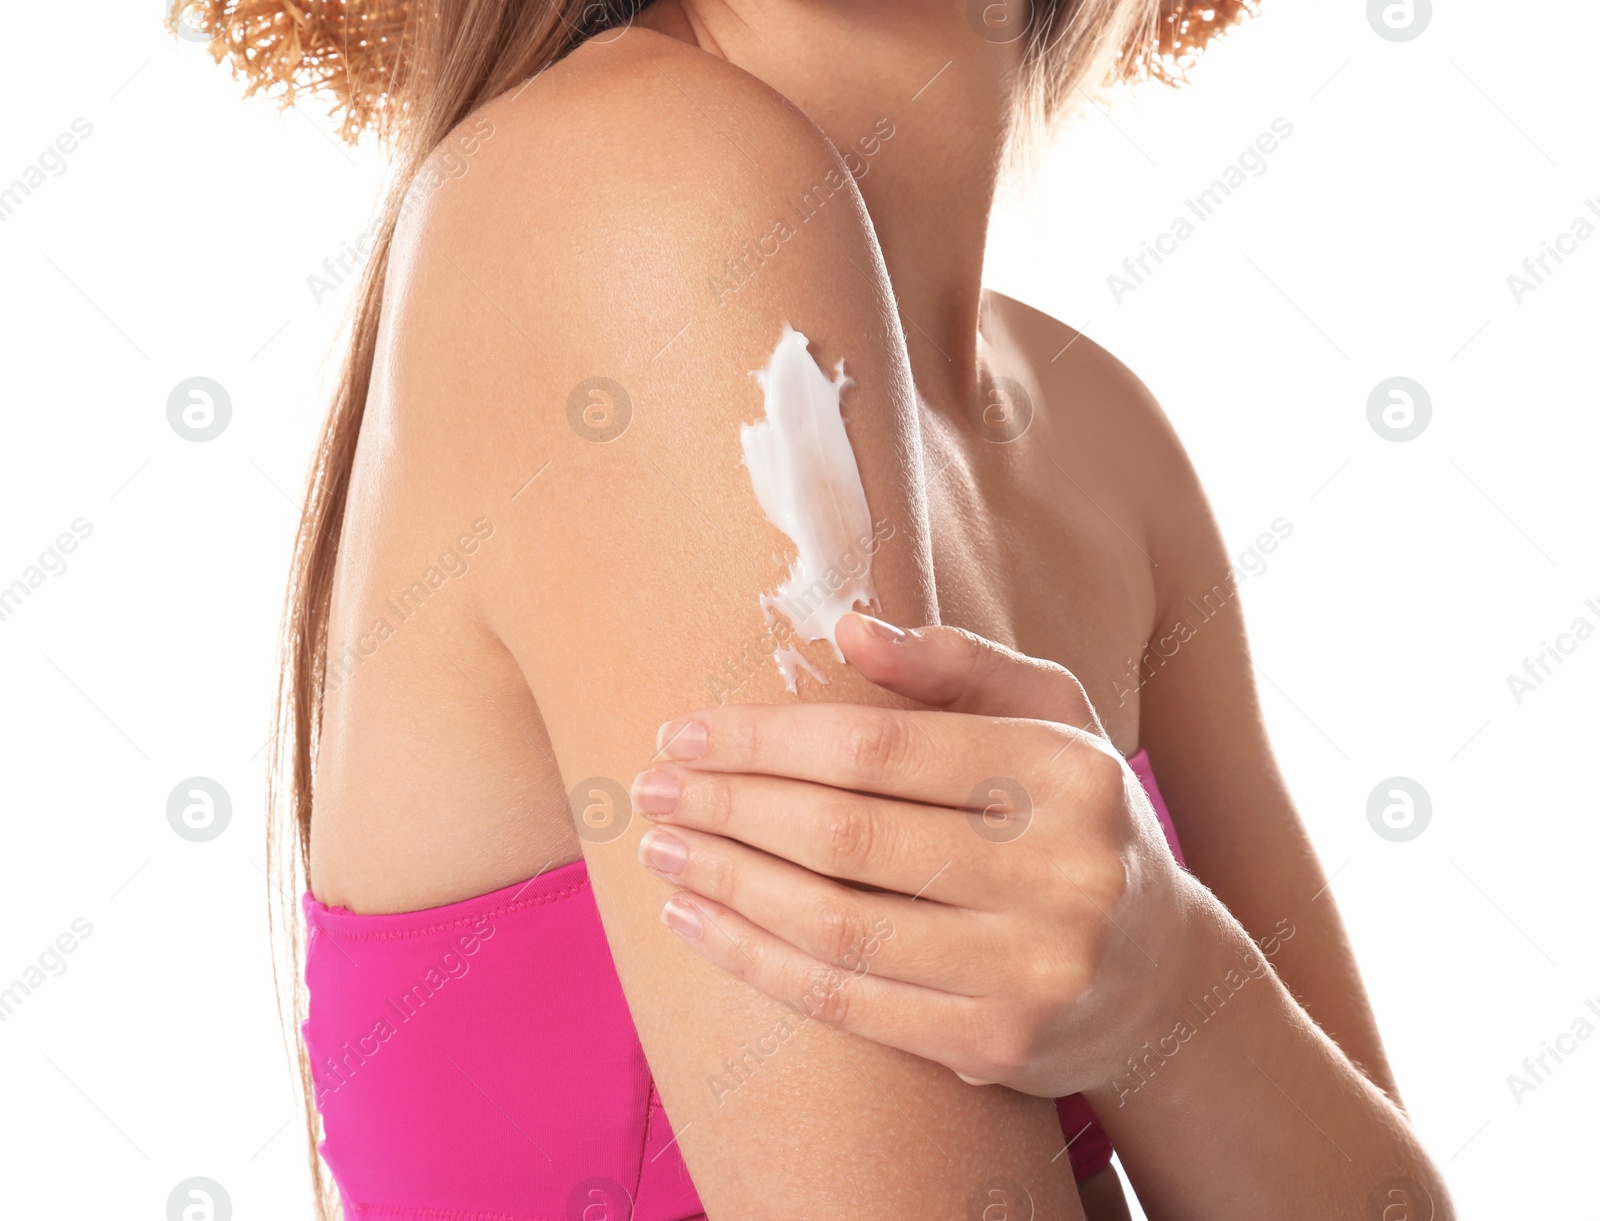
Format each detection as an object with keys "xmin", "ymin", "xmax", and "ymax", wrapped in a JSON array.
[{"xmin": 638, "ymin": 0, "xmax": 1026, "ymax": 399}]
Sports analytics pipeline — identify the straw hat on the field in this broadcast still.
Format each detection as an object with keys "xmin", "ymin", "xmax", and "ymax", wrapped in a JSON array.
[{"xmin": 169, "ymin": 0, "xmax": 1256, "ymax": 144}]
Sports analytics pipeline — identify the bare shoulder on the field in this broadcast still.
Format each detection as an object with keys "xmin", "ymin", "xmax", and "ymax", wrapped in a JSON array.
[
  {"xmin": 983, "ymin": 287, "xmax": 1229, "ymax": 594},
  {"xmin": 486, "ymin": 23, "xmax": 827, "ymax": 152},
  {"xmin": 458, "ymin": 21, "xmax": 826, "ymax": 162},
  {"xmin": 373, "ymin": 25, "xmax": 897, "ymax": 471},
  {"xmin": 389, "ymin": 26, "xmax": 869, "ymax": 340},
  {"xmin": 983, "ymin": 288, "xmax": 1186, "ymax": 475},
  {"xmin": 372, "ymin": 21, "xmax": 926, "ymax": 683}
]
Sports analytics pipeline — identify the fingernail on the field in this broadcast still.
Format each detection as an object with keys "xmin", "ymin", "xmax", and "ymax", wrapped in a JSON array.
[
  {"xmin": 657, "ymin": 719, "xmax": 706, "ymax": 761},
  {"xmin": 639, "ymin": 828, "xmax": 689, "ymax": 876},
  {"xmin": 661, "ymin": 894, "xmax": 703, "ymax": 940},
  {"xmin": 854, "ymin": 612, "xmax": 906, "ymax": 642},
  {"xmin": 632, "ymin": 769, "xmax": 680, "ymax": 818}
]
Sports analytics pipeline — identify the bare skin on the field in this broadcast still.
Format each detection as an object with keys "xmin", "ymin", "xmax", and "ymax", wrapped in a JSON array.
[{"xmin": 308, "ymin": 5, "xmax": 1448, "ymax": 1217}]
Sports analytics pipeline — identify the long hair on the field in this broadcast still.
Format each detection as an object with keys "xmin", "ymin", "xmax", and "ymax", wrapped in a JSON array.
[{"xmin": 171, "ymin": 1, "xmax": 1253, "ymax": 1216}]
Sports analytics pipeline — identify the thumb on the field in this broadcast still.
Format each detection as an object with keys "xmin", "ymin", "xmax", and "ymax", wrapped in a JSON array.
[{"xmin": 836, "ymin": 612, "xmax": 1102, "ymax": 731}]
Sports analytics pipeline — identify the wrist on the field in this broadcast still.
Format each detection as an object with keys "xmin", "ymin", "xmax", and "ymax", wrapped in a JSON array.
[{"xmin": 1088, "ymin": 876, "xmax": 1269, "ymax": 1110}]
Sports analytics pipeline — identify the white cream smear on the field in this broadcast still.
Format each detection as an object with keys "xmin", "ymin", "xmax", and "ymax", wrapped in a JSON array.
[{"xmin": 742, "ymin": 324, "xmax": 881, "ymax": 691}]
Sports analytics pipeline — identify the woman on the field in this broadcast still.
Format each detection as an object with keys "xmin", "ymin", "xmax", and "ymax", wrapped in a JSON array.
[{"xmin": 185, "ymin": 0, "xmax": 1452, "ymax": 1216}]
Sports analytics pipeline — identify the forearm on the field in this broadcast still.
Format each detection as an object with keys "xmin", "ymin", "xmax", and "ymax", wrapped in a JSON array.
[{"xmin": 1085, "ymin": 881, "xmax": 1453, "ymax": 1220}]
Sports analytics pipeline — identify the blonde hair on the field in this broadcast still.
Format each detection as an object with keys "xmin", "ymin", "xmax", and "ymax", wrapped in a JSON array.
[{"xmin": 169, "ymin": 1, "xmax": 1255, "ymax": 1216}]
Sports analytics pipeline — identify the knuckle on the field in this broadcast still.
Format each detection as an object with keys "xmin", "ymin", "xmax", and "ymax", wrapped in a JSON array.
[
  {"xmin": 1045, "ymin": 845, "xmax": 1131, "ymax": 926},
  {"xmin": 976, "ymin": 1015, "xmax": 1034, "ymax": 1082},
  {"xmin": 1052, "ymin": 949, "xmax": 1097, "ymax": 1008},
  {"xmin": 1082, "ymin": 851, "xmax": 1132, "ymax": 911},
  {"xmin": 1052, "ymin": 670, "xmax": 1093, "ymax": 722},
  {"xmin": 712, "ymin": 919, "xmax": 758, "ymax": 981},
  {"xmin": 808, "ymin": 892, "xmax": 865, "ymax": 964},
  {"xmin": 1049, "ymin": 652, "xmax": 1088, "ymax": 691},
  {"xmin": 1082, "ymin": 745, "xmax": 1128, "ymax": 803},
  {"xmin": 839, "ymin": 712, "xmax": 909, "ymax": 778},
  {"xmin": 1016, "ymin": 947, "xmax": 1064, "ymax": 999},
  {"xmin": 1011, "ymin": 943, "xmax": 1087, "ymax": 1019},
  {"xmin": 954, "ymin": 1003, "xmax": 1013, "ymax": 1080},
  {"xmin": 816, "ymin": 800, "xmax": 875, "ymax": 875},
  {"xmin": 1051, "ymin": 664, "xmax": 1090, "ymax": 705},
  {"xmin": 1054, "ymin": 740, "xmax": 1125, "ymax": 811},
  {"xmin": 796, "ymin": 963, "xmax": 854, "ymax": 1025}
]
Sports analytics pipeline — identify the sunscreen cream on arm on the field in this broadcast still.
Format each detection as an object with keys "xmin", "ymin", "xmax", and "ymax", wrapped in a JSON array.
[{"xmin": 741, "ymin": 324, "xmax": 881, "ymax": 691}]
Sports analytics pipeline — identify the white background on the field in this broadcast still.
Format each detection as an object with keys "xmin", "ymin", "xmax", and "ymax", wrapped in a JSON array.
[{"xmin": 1, "ymin": 1, "xmax": 1594, "ymax": 1216}]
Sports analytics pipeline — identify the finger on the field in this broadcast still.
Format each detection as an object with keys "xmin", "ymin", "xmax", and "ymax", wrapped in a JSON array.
[
  {"xmin": 836, "ymin": 613, "xmax": 1100, "ymax": 732},
  {"xmin": 638, "ymin": 823, "xmax": 997, "ymax": 991},
  {"xmin": 633, "ymin": 765, "xmax": 1000, "ymax": 906},
  {"xmin": 658, "ymin": 888, "xmax": 988, "ymax": 1073},
  {"xmin": 656, "ymin": 703, "xmax": 1079, "ymax": 808}
]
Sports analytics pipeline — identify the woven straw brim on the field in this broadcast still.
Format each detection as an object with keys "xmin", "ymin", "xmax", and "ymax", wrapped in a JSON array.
[{"xmin": 169, "ymin": 0, "xmax": 1257, "ymax": 144}]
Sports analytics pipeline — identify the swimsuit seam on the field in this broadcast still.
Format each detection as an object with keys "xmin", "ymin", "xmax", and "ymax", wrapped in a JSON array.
[
  {"xmin": 308, "ymin": 879, "xmax": 592, "ymax": 941},
  {"xmin": 630, "ymin": 1075, "xmax": 655, "ymax": 1206}
]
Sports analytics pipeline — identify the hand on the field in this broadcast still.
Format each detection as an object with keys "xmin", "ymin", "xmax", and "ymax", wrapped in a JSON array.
[{"xmin": 631, "ymin": 613, "xmax": 1202, "ymax": 1099}]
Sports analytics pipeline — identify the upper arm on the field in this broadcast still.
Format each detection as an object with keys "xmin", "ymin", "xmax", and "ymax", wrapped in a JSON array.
[
  {"xmin": 1130, "ymin": 386, "xmax": 1402, "ymax": 1102},
  {"xmin": 390, "ymin": 37, "xmax": 1083, "ymax": 1215}
]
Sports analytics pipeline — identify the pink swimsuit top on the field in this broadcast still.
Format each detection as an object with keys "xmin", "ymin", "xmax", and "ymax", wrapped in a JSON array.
[{"xmin": 303, "ymin": 749, "xmax": 1185, "ymax": 1220}]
